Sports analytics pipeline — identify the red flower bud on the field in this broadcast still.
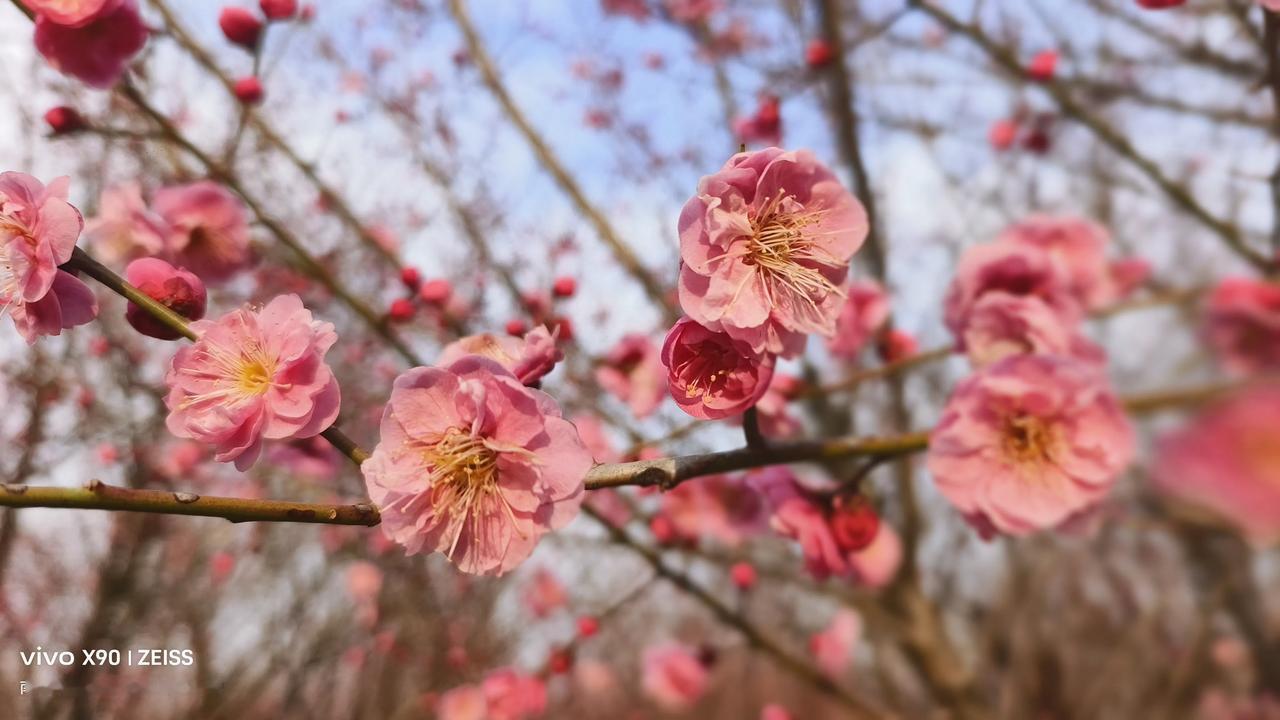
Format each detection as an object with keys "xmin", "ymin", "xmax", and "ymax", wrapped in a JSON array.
[
  {"xmin": 649, "ymin": 514, "xmax": 676, "ymax": 545},
  {"xmin": 219, "ymin": 7, "xmax": 263, "ymax": 49},
  {"xmin": 552, "ymin": 276, "xmax": 576, "ymax": 298},
  {"xmin": 829, "ymin": 496, "xmax": 879, "ymax": 553},
  {"xmin": 1027, "ymin": 49, "xmax": 1058, "ymax": 82},
  {"xmin": 576, "ymin": 616, "xmax": 599, "ymax": 638},
  {"xmin": 44, "ymin": 106, "xmax": 87, "ymax": 135},
  {"xmin": 552, "ymin": 316, "xmax": 574, "ymax": 342},
  {"xmin": 259, "ymin": 0, "xmax": 297, "ymax": 20},
  {"xmin": 988, "ymin": 119, "xmax": 1018, "ymax": 151},
  {"xmin": 388, "ymin": 298, "xmax": 415, "ymax": 322},
  {"xmin": 730, "ymin": 561, "xmax": 757, "ymax": 590},
  {"xmin": 124, "ymin": 258, "xmax": 207, "ymax": 341},
  {"xmin": 547, "ymin": 647, "xmax": 574, "ymax": 674},
  {"xmin": 399, "ymin": 266, "xmax": 421, "ymax": 289},
  {"xmin": 804, "ymin": 38, "xmax": 833, "ymax": 68},
  {"xmin": 233, "ymin": 76, "xmax": 264, "ymax": 105},
  {"xmin": 505, "ymin": 318, "xmax": 528, "ymax": 336},
  {"xmin": 418, "ymin": 278, "xmax": 452, "ymax": 305}
]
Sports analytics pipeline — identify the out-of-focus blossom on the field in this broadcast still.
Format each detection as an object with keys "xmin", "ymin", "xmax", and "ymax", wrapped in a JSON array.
[
  {"xmin": 752, "ymin": 468, "xmax": 875, "ymax": 580},
  {"xmin": 437, "ymin": 684, "xmax": 487, "ymax": 720},
  {"xmin": 44, "ymin": 106, "xmax": 87, "ymax": 135},
  {"xmin": 124, "ymin": 257, "xmax": 207, "ymax": 340},
  {"xmin": 219, "ymin": 7, "xmax": 263, "ymax": 49},
  {"xmin": 996, "ymin": 215, "xmax": 1125, "ymax": 310},
  {"xmin": 267, "ymin": 435, "xmax": 341, "ymax": 482},
  {"xmin": 665, "ymin": 0, "xmax": 719, "ymax": 22},
  {"xmin": 362, "ymin": 357, "xmax": 591, "ymax": 575},
  {"xmin": 989, "ymin": 119, "xmax": 1018, "ymax": 151},
  {"xmin": 233, "ymin": 76, "xmax": 264, "ymax": 104},
  {"xmin": 21, "ymin": 0, "xmax": 118, "ymax": 26},
  {"xmin": 164, "ymin": 294, "xmax": 341, "ymax": 471},
  {"xmin": 659, "ymin": 473, "xmax": 766, "ymax": 547},
  {"xmin": 827, "ymin": 280, "xmax": 889, "ymax": 360},
  {"xmin": 0, "ymin": 172, "xmax": 98, "ymax": 343},
  {"xmin": 730, "ymin": 561, "xmax": 757, "ymax": 589},
  {"xmin": 345, "ymin": 561, "xmax": 383, "ymax": 605},
  {"xmin": 596, "ymin": 333, "xmax": 666, "ymax": 418},
  {"xmin": 601, "ymin": 0, "xmax": 649, "ymax": 21},
  {"xmin": 752, "ymin": 372, "xmax": 802, "ymax": 438},
  {"xmin": 84, "ymin": 183, "xmax": 167, "ymax": 262},
  {"xmin": 733, "ymin": 94, "xmax": 782, "ymax": 147},
  {"xmin": 804, "ymin": 38, "xmax": 833, "ymax": 68},
  {"xmin": 523, "ymin": 567, "xmax": 568, "ymax": 618},
  {"xmin": 482, "ymin": 668, "xmax": 548, "ymax": 720},
  {"xmin": 848, "ymin": 522, "xmax": 902, "ymax": 589},
  {"xmin": 762, "ymin": 705, "xmax": 794, "ymax": 720},
  {"xmin": 260, "ymin": 0, "xmax": 297, "ymax": 20},
  {"xmin": 1026, "ymin": 49, "xmax": 1058, "ymax": 82},
  {"xmin": 943, "ymin": 241, "xmax": 1080, "ymax": 348},
  {"xmin": 151, "ymin": 181, "xmax": 253, "ymax": 283},
  {"xmin": 678, "ymin": 148, "xmax": 867, "ymax": 357},
  {"xmin": 1152, "ymin": 386, "xmax": 1280, "ymax": 546},
  {"xmin": 642, "ymin": 643, "xmax": 709, "ymax": 712},
  {"xmin": 1196, "ymin": 690, "xmax": 1280, "ymax": 720},
  {"xmin": 662, "ymin": 317, "xmax": 774, "ymax": 420},
  {"xmin": 33, "ymin": 0, "xmax": 147, "ymax": 88},
  {"xmin": 927, "ymin": 355, "xmax": 1134, "ymax": 537},
  {"xmin": 808, "ymin": 609, "xmax": 860, "ymax": 677},
  {"xmin": 962, "ymin": 293, "xmax": 1102, "ymax": 368},
  {"xmin": 439, "ymin": 325, "xmax": 563, "ymax": 386},
  {"xmin": 877, "ymin": 328, "xmax": 918, "ymax": 364},
  {"xmin": 1202, "ymin": 277, "xmax": 1280, "ymax": 376}
]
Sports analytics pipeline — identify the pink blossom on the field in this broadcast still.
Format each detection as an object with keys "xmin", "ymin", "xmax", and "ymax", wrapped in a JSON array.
[
  {"xmin": 21, "ymin": 0, "xmax": 120, "ymax": 27},
  {"xmin": 84, "ymin": 183, "xmax": 167, "ymax": 263},
  {"xmin": 438, "ymin": 685, "xmax": 487, "ymax": 720},
  {"xmin": 927, "ymin": 354, "xmax": 1134, "ymax": 536},
  {"xmin": 761, "ymin": 705, "xmax": 794, "ymax": 720},
  {"xmin": 571, "ymin": 413, "xmax": 618, "ymax": 463},
  {"xmin": 596, "ymin": 333, "xmax": 666, "ymax": 418},
  {"xmin": 827, "ymin": 280, "xmax": 889, "ymax": 360},
  {"xmin": 962, "ymin": 293, "xmax": 1103, "ymax": 368},
  {"xmin": 751, "ymin": 468, "xmax": 857, "ymax": 579},
  {"xmin": 0, "ymin": 172, "xmax": 98, "ymax": 343},
  {"xmin": 124, "ymin": 257, "xmax": 207, "ymax": 340},
  {"xmin": 362, "ymin": 357, "xmax": 591, "ymax": 575},
  {"xmin": 996, "ymin": 215, "xmax": 1120, "ymax": 310},
  {"xmin": 848, "ymin": 522, "xmax": 902, "ymax": 589},
  {"xmin": 642, "ymin": 643, "xmax": 709, "ymax": 712},
  {"xmin": 523, "ymin": 567, "xmax": 568, "ymax": 618},
  {"xmin": 659, "ymin": 473, "xmax": 765, "ymax": 547},
  {"xmin": 151, "ymin": 181, "xmax": 253, "ymax": 283},
  {"xmin": 439, "ymin": 325, "xmax": 563, "ymax": 387},
  {"xmin": 942, "ymin": 241, "xmax": 1081, "ymax": 349},
  {"xmin": 662, "ymin": 317, "xmax": 775, "ymax": 419},
  {"xmin": 1202, "ymin": 277, "xmax": 1280, "ymax": 375},
  {"xmin": 164, "ymin": 294, "xmax": 341, "ymax": 471},
  {"xmin": 267, "ymin": 436, "xmax": 340, "ymax": 481},
  {"xmin": 345, "ymin": 561, "xmax": 383, "ymax": 604},
  {"xmin": 1152, "ymin": 386, "xmax": 1280, "ymax": 546},
  {"xmin": 1108, "ymin": 257, "xmax": 1150, "ymax": 299},
  {"xmin": 678, "ymin": 148, "xmax": 867, "ymax": 357},
  {"xmin": 482, "ymin": 668, "xmax": 548, "ymax": 720},
  {"xmin": 734, "ymin": 95, "xmax": 782, "ymax": 147},
  {"xmin": 33, "ymin": 0, "xmax": 147, "ymax": 89},
  {"xmin": 808, "ymin": 609, "xmax": 860, "ymax": 677},
  {"xmin": 752, "ymin": 372, "xmax": 802, "ymax": 438}
]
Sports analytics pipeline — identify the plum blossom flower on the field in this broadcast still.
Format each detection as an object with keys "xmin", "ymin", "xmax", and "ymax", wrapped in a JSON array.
[
  {"xmin": 734, "ymin": 94, "xmax": 782, "ymax": 147},
  {"xmin": 848, "ymin": 522, "xmax": 902, "ymax": 589},
  {"xmin": 439, "ymin": 325, "xmax": 563, "ymax": 386},
  {"xmin": 809, "ymin": 609, "xmax": 860, "ymax": 677},
  {"xmin": 33, "ymin": 0, "xmax": 147, "ymax": 89},
  {"xmin": 84, "ymin": 182, "xmax": 167, "ymax": 263},
  {"xmin": 751, "ymin": 468, "xmax": 878, "ymax": 579},
  {"xmin": 995, "ymin": 215, "xmax": 1126, "ymax": 310},
  {"xmin": 658, "ymin": 473, "xmax": 766, "ymax": 547},
  {"xmin": 927, "ymin": 354, "xmax": 1134, "ymax": 536},
  {"xmin": 963, "ymin": 293, "xmax": 1103, "ymax": 368},
  {"xmin": 22, "ymin": 0, "xmax": 119, "ymax": 27},
  {"xmin": 596, "ymin": 333, "xmax": 666, "ymax": 418},
  {"xmin": 678, "ymin": 148, "xmax": 868, "ymax": 357},
  {"xmin": 642, "ymin": 643, "xmax": 709, "ymax": 712},
  {"xmin": 124, "ymin": 257, "xmax": 207, "ymax": 340},
  {"xmin": 151, "ymin": 181, "xmax": 253, "ymax": 283},
  {"xmin": 662, "ymin": 317, "xmax": 775, "ymax": 420},
  {"xmin": 361, "ymin": 357, "xmax": 592, "ymax": 575},
  {"xmin": 1202, "ymin": 277, "xmax": 1280, "ymax": 376},
  {"xmin": 943, "ymin": 241, "xmax": 1081, "ymax": 349},
  {"xmin": 522, "ymin": 567, "xmax": 568, "ymax": 618},
  {"xmin": 482, "ymin": 668, "xmax": 548, "ymax": 720},
  {"xmin": 1152, "ymin": 386, "xmax": 1280, "ymax": 546},
  {"xmin": 164, "ymin": 294, "xmax": 341, "ymax": 471},
  {"xmin": 752, "ymin": 372, "xmax": 802, "ymax": 438},
  {"xmin": 1, "ymin": 172, "xmax": 98, "ymax": 342},
  {"xmin": 827, "ymin": 280, "xmax": 889, "ymax": 360},
  {"xmin": 267, "ymin": 436, "xmax": 341, "ymax": 481}
]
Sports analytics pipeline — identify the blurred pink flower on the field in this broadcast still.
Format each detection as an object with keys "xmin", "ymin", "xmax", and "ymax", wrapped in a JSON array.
[
  {"xmin": 596, "ymin": 333, "xmax": 666, "ymax": 418},
  {"xmin": 808, "ymin": 609, "xmax": 860, "ymax": 677},
  {"xmin": 124, "ymin": 257, "xmax": 207, "ymax": 340},
  {"xmin": 164, "ymin": 294, "xmax": 341, "ymax": 471},
  {"xmin": 927, "ymin": 354, "xmax": 1134, "ymax": 536},
  {"xmin": 963, "ymin": 293, "xmax": 1103, "ymax": 368},
  {"xmin": 151, "ymin": 181, "xmax": 253, "ymax": 283},
  {"xmin": 438, "ymin": 685, "xmax": 487, "ymax": 720},
  {"xmin": 761, "ymin": 705, "xmax": 794, "ymax": 720},
  {"xmin": 660, "ymin": 473, "xmax": 766, "ymax": 547},
  {"xmin": 1202, "ymin": 277, "xmax": 1280, "ymax": 375},
  {"xmin": 345, "ymin": 561, "xmax": 383, "ymax": 604},
  {"xmin": 734, "ymin": 95, "xmax": 782, "ymax": 147},
  {"xmin": 33, "ymin": 0, "xmax": 147, "ymax": 89},
  {"xmin": 362, "ymin": 357, "xmax": 591, "ymax": 575},
  {"xmin": 1152, "ymin": 386, "xmax": 1280, "ymax": 546},
  {"xmin": 827, "ymin": 280, "xmax": 889, "ymax": 360},
  {"xmin": 22, "ymin": 0, "xmax": 120, "ymax": 26},
  {"xmin": 84, "ymin": 183, "xmax": 167, "ymax": 262},
  {"xmin": 751, "ymin": 468, "xmax": 865, "ymax": 580},
  {"xmin": 586, "ymin": 488, "xmax": 632, "ymax": 528},
  {"xmin": 943, "ymin": 241, "xmax": 1081, "ymax": 349},
  {"xmin": 267, "ymin": 436, "xmax": 341, "ymax": 482},
  {"xmin": 439, "ymin": 325, "xmax": 563, "ymax": 386},
  {"xmin": 678, "ymin": 147, "xmax": 867, "ymax": 357},
  {"xmin": 752, "ymin": 372, "xmax": 802, "ymax": 438},
  {"xmin": 848, "ymin": 522, "xmax": 902, "ymax": 589},
  {"xmin": 482, "ymin": 668, "xmax": 548, "ymax": 720},
  {"xmin": 523, "ymin": 567, "xmax": 568, "ymax": 618},
  {"xmin": 996, "ymin": 215, "xmax": 1122, "ymax": 310},
  {"xmin": 642, "ymin": 643, "xmax": 709, "ymax": 712},
  {"xmin": 571, "ymin": 413, "xmax": 618, "ymax": 464},
  {"xmin": 662, "ymin": 317, "xmax": 774, "ymax": 420}
]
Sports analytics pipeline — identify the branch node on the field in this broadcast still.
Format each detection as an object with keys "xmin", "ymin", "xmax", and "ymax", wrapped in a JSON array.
[
  {"xmin": 173, "ymin": 492, "xmax": 200, "ymax": 504},
  {"xmin": 2, "ymin": 484, "xmax": 28, "ymax": 495},
  {"xmin": 86, "ymin": 478, "xmax": 104, "ymax": 492}
]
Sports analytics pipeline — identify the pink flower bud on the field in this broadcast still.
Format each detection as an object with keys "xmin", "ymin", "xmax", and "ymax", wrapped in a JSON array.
[
  {"xmin": 44, "ymin": 106, "xmax": 86, "ymax": 135},
  {"xmin": 552, "ymin": 276, "xmax": 576, "ymax": 298},
  {"xmin": 232, "ymin": 76, "xmax": 264, "ymax": 104},
  {"xmin": 399, "ymin": 266, "xmax": 421, "ymax": 288},
  {"xmin": 219, "ymin": 7, "xmax": 263, "ymax": 49},
  {"xmin": 418, "ymin": 278, "xmax": 451, "ymax": 305},
  {"xmin": 577, "ymin": 616, "xmax": 600, "ymax": 638},
  {"xmin": 989, "ymin": 119, "xmax": 1018, "ymax": 151},
  {"xmin": 730, "ymin": 561, "xmax": 757, "ymax": 590},
  {"xmin": 505, "ymin": 318, "xmax": 527, "ymax": 336},
  {"xmin": 1027, "ymin": 49, "xmax": 1058, "ymax": 82},
  {"xmin": 387, "ymin": 298, "xmax": 415, "ymax": 322},
  {"xmin": 804, "ymin": 38, "xmax": 833, "ymax": 68},
  {"xmin": 829, "ymin": 496, "xmax": 879, "ymax": 553},
  {"xmin": 124, "ymin": 258, "xmax": 207, "ymax": 340}
]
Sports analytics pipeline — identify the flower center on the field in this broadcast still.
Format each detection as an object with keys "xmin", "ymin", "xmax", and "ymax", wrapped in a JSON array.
[
  {"xmin": 236, "ymin": 358, "xmax": 275, "ymax": 396},
  {"xmin": 745, "ymin": 190, "xmax": 842, "ymax": 314},
  {"xmin": 428, "ymin": 428, "xmax": 500, "ymax": 491},
  {"xmin": 1001, "ymin": 414, "xmax": 1057, "ymax": 465}
]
